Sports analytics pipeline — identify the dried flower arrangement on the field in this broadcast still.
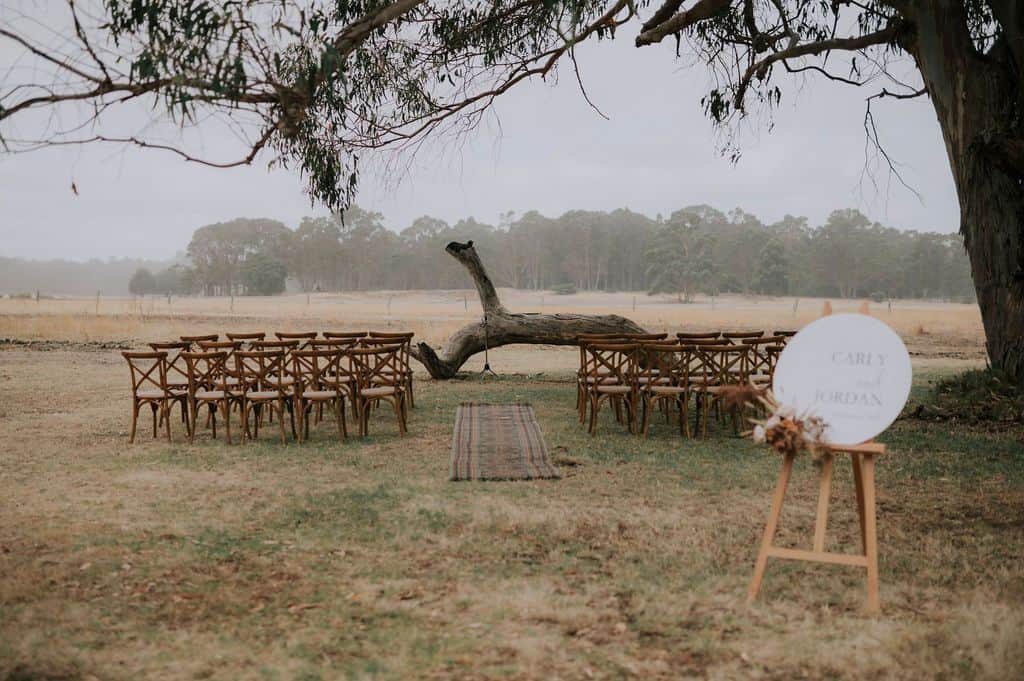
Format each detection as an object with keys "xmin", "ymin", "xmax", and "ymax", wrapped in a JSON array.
[{"xmin": 718, "ymin": 384, "xmax": 830, "ymax": 460}]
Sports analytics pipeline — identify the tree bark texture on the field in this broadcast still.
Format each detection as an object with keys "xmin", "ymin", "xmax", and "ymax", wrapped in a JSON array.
[
  {"xmin": 409, "ymin": 241, "xmax": 646, "ymax": 379},
  {"xmin": 905, "ymin": 1, "xmax": 1024, "ymax": 384}
]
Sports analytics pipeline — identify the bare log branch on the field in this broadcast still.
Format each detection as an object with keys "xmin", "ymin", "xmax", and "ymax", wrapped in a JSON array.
[{"xmin": 411, "ymin": 242, "xmax": 645, "ymax": 379}]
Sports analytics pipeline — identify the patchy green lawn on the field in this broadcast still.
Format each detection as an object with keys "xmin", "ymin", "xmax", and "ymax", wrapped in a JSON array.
[{"xmin": 1, "ymin": 349, "xmax": 1022, "ymax": 680}]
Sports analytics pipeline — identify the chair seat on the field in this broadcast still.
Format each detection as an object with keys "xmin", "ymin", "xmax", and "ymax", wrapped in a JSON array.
[
  {"xmin": 705, "ymin": 385, "xmax": 741, "ymax": 394},
  {"xmin": 195, "ymin": 389, "xmax": 236, "ymax": 400},
  {"xmin": 266, "ymin": 376, "xmax": 295, "ymax": 386},
  {"xmin": 584, "ymin": 376, "xmax": 621, "ymax": 385},
  {"xmin": 300, "ymin": 390, "xmax": 339, "ymax": 400},
  {"xmin": 246, "ymin": 390, "xmax": 285, "ymax": 400},
  {"xmin": 595, "ymin": 385, "xmax": 632, "ymax": 394},
  {"xmin": 637, "ymin": 376, "xmax": 671, "ymax": 385},
  {"xmin": 361, "ymin": 386, "xmax": 401, "ymax": 398},
  {"xmin": 749, "ymin": 373, "xmax": 771, "ymax": 383},
  {"xmin": 649, "ymin": 386, "xmax": 687, "ymax": 395},
  {"xmin": 136, "ymin": 389, "xmax": 184, "ymax": 400}
]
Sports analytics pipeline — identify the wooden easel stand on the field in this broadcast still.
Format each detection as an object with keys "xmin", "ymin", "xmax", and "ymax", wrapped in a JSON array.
[{"xmin": 748, "ymin": 441, "xmax": 885, "ymax": 613}]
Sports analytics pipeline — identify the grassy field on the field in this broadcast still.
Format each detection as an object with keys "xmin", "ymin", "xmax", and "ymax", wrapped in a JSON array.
[
  {"xmin": 0, "ymin": 290, "xmax": 986, "ymax": 364},
  {"xmin": 1, "ymin": 294, "xmax": 1021, "ymax": 680}
]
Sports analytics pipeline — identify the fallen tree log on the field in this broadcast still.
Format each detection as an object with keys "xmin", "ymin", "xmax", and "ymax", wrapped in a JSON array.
[{"xmin": 409, "ymin": 241, "xmax": 646, "ymax": 379}]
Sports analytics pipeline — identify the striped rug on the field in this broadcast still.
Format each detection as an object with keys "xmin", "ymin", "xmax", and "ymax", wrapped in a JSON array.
[{"xmin": 450, "ymin": 403, "xmax": 559, "ymax": 481}]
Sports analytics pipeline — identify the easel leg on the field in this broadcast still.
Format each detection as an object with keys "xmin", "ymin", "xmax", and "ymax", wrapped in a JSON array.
[
  {"xmin": 851, "ymin": 453, "xmax": 867, "ymax": 551},
  {"xmin": 748, "ymin": 453, "xmax": 795, "ymax": 602},
  {"xmin": 861, "ymin": 454, "xmax": 880, "ymax": 614},
  {"xmin": 813, "ymin": 454, "xmax": 834, "ymax": 552}
]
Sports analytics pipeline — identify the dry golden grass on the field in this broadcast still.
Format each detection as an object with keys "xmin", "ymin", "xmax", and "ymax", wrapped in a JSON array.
[
  {"xmin": 0, "ymin": 290, "xmax": 985, "ymax": 362},
  {"xmin": 0, "ymin": 293, "xmax": 1016, "ymax": 680}
]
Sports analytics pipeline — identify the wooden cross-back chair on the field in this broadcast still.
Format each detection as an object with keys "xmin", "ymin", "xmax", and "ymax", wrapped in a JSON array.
[
  {"xmin": 180, "ymin": 334, "xmax": 219, "ymax": 349},
  {"xmin": 292, "ymin": 348, "xmax": 347, "ymax": 442},
  {"xmin": 347, "ymin": 344, "xmax": 408, "ymax": 437},
  {"xmin": 622, "ymin": 332, "xmax": 668, "ymax": 341},
  {"xmin": 742, "ymin": 336, "xmax": 787, "ymax": 387},
  {"xmin": 226, "ymin": 332, "xmax": 266, "ymax": 349},
  {"xmin": 772, "ymin": 330, "xmax": 798, "ymax": 340},
  {"xmin": 149, "ymin": 341, "xmax": 191, "ymax": 390},
  {"xmin": 695, "ymin": 344, "xmax": 751, "ymax": 438},
  {"xmin": 251, "ymin": 340, "xmax": 300, "ymax": 383},
  {"xmin": 248, "ymin": 339, "xmax": 300, "ymax": 425},
  {"xmin": 323, "ymin": 331, "xmax": 368, "ymax": 340},
  {"xmin": 366, "ymin": 332, "xmax": 416, "ymax": 407},
  {"xmin": 197, "ymin": 341, "xmax": 244, "ymax": 401},
  {"xmin": 275, "ymin": 331, "xmax": 318, "ymax": 349},
  {"xmin": 637, "ymin": 343, "xmax": 691, "ymax": 439},
  {"xmin": 196, "ymin": 340, "xmax": 242, "ymax": 363},
  {"xmin": 581, "ymin": 343, "xmax": 639, "ymax": 436},
  {"xmin": 309, "ymin": 340, "xmax": 360, "ymax": 418},
  {"xmin": 147, "ymin": 341, "xmax": 192, "ymax": 431},
  {"xmin": 575, "ymin": 337, "xmax": 632, "ymax": 422},
  {"xmin": 235, "ymin": 349, "xmax": 295, "ymax": 444},
  {"xmin": 722, "ymin": 330, "xmax": 765, "ymax": 344},
  {"xmin": 678, "ymin": 338, "xmax": 724, "ymax": 346},
  {"xmin": 677, "ymin": 331, "xmax": 721, "ymax": 341},
  {"xmin": 122, "ymin": 351, "xmax": 178, "ymax": 443},
  {"xmin": 182, "ymin": 350, "xmax": 238, "ymax": 444}
]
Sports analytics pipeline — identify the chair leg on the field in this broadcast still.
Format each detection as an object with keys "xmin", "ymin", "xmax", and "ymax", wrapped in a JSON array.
[
  {"xmin": 188, "ymin": 401, "xmax": 199, "ymax": 444},
  {"xmin": 279, "ymin": 399, "xmax": 288, "ymax": 445},
  {"xmin": 339, "ymin": 397, "xmax": 348, "ymax": 438},
  {"xmin": 335, "ymin": 400, "xmax": 345, "ymax": 439},
  {"xmin": 589, "ymin": 395, "xmax": 600, "ymax": 436},
  {"xmin": 393, "ymin": 398, "xmax": 406, "ymax": 437},
  {"xmin": 129, "ymin": 400, "xmax": 140, "ymax": 444},
  {"xmin": 162, "ymin": 401, "xmax": 172, "ymax": 442},
  {"xmin": 223, "ymin": 401, "xmax": 232, "ymax": 445},
  {"xmin": 150, "ymin": 403, "xmax": 158, "ymax": 438},
  {"xmin": 641, "ymin": 395, "xmax": 651, "ymax": 438},
  {"xmin": 240, "ymin": 403, "xmax": 250, "ymax": 444}
]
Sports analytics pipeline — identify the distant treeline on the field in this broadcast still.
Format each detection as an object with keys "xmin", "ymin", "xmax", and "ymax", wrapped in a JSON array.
[
  {"xmin": 4, "ymin": 204, "xmax": 976, "ymax": 301},
  {"xmin": 0, "ymin": 255, "xmax": 176, "ymax": 297}
]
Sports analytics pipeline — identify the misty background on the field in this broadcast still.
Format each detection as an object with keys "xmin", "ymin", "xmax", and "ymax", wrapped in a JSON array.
[{"xmin": 1, "ymin": 31, "xmax": 960, "ymax": 292}]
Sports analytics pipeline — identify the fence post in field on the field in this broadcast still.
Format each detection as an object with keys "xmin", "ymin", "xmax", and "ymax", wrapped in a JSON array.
[{"xmin": 793, "ymin": 299, "xmax": 800, "ymax": 317}]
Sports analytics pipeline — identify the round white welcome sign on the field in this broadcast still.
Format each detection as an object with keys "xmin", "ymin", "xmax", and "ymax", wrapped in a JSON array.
[{"xmin": 773, "ymin": 314, "xmax": 912, "ymax": 446}]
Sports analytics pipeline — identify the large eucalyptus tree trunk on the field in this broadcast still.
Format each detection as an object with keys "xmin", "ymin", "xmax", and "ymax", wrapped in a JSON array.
[
  {"xmin": 908, "ymin": 2, "xmax": 1024, "ymax": 384},
  {"xmin": 409, "ymin": 241, "xmax": 646, "ymax": 379}
]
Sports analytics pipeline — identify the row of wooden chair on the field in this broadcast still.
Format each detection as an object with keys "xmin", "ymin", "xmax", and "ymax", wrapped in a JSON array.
[
  {"xmin": 576, "ymin": 330, "xmax": 795, "ymax": 438},
  {"xmin": 123, "ymin": 331, "xmax": 415, "ymax": 444}
]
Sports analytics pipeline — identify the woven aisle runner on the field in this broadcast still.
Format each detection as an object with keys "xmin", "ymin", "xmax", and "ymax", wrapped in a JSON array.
[{"xmin": 450, "ymin": 403, "xmax": 560, "ymax": 481}]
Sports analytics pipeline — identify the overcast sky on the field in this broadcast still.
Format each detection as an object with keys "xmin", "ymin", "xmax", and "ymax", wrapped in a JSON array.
[{"xmin": 0, "ymin": 26, "xmax": 958, "ymax": 262}]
